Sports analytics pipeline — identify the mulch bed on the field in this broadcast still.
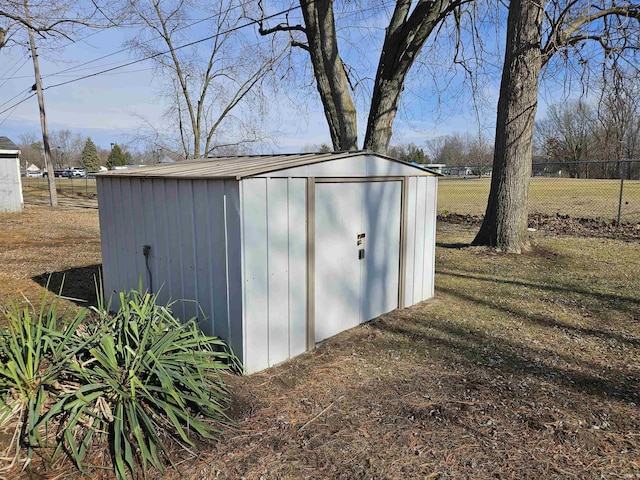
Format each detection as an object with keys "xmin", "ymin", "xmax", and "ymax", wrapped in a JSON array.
[{"xmin": 440, "ymin": 212, "xmax": 640, "ymax": 241}]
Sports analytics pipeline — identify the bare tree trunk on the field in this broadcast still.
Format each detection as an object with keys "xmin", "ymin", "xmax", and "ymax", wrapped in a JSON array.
[
  {"xmin": 472, "ymin": 0, "xmax": 543, "ymax": 253},
  {"xmin": 300, "ymin": 0, "xmax": 357, "ymax": 151},
  {"xmin": 25, "ymin": 0, "xmax": 57, "ymax": 206},
  {"xmin": 363, "ymin": 0, "xmax": 451, "ymax": 154}
]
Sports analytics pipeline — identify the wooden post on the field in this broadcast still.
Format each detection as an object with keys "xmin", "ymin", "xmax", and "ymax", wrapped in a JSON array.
[{"xmin": 25, "ymin": 0, "xmax": 57, "ymax": 207}]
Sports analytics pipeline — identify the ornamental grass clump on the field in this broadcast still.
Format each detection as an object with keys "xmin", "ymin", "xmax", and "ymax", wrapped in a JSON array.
[
  {"xmin": 0, "ymin": 292, "xmax": 88, "ymax": 473},
  {"xmin": 0, "ymin": 288, "xmax": 233, "ymax": 480}
]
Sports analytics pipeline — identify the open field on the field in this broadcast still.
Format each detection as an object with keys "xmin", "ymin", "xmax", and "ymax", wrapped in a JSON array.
[
  {"xmin": 438, "ymin": 177, "xmax": 640, "ymax": 223},
  {"xmin": 0, "ymin": 205, "xmax": 638, "ymax": 478}
]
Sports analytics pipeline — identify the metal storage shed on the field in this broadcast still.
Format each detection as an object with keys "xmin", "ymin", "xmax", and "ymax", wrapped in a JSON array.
[
  {"xmin": 96, "ymin": 151, "xmax": 439, "ymax": 373},
  {"xmin": 0, "ymin": 136, "xmax": 23, "ymax": 213}
]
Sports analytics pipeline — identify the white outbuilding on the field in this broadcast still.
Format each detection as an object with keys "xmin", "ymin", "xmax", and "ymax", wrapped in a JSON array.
[
  {"xmin": 96, "ymin": 152, "xmax": 439, "ymax": 373},
  {"xmin": 0, "ymin": 136, "xmax": 23, "ymax": 213}
]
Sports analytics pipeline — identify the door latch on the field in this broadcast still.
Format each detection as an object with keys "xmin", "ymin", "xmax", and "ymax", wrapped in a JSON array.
[{"xmin": 357, "ymin": 233, "xmax": 366, "ymax": 260}]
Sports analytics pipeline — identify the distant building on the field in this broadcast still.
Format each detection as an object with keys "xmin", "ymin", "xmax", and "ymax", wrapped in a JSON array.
[
  {"xmin": 420, "ymin": 163, "xmax": 446, "ymax": 174},
  {"xmin": 446, "ymin": 166, "xmax": 474, "ymax": 176},
  {"xmin": 26, "ymin": 164, "xmax": 42, "ymax": 177},
  {"xmin": 0, "ymin": 136, "xmax": 23, "ymax": 212}
]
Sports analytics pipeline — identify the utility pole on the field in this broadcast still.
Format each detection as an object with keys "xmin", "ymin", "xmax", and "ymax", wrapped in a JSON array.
[{"xmin": 25, "ymin": 0, "xmax": 57, "ymax": 206}]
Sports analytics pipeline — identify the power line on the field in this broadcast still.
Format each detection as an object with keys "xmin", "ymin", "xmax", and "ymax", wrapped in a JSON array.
[
  {"xmin": 42, "ymin": 4, "xmax": 301, "ymax": 91},
  {"xmin": 0, "ymin": 57, "xmax": 31, "ymax": 87},
  {"xmin": 0, "ymin": 87, "xmax": 32, "ymax": 110},
  {"xmin": 0, "ymin": 91, "xmax": 35, "ymax": 118},
  {"xmin": 0, "ymin": 4, "xmax": 301, "ymax": 118},
  {"xmin": 43, "ymin": 0, "xmax": 260, "ymax": 80}
]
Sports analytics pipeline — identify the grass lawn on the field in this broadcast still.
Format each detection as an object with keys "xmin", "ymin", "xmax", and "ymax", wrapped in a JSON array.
[
  {"xmin": 438, "ymin": 177, "xmax": 640, "ymax": 223},
  {"xmin": 0, "ymin": 207, "xmax": 638, "ymax": 478}
]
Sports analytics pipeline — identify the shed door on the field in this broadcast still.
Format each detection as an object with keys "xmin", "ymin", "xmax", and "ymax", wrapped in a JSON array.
[{"xmin": 314, "ymin": 181, "xmax": 402, "ymax": 342}]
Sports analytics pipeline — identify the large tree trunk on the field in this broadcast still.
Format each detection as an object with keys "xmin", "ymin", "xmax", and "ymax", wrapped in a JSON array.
[
  {"xmin": 300, "ymin": 0, "xmax": 358, "ymax": 151},
  {"xmin": 363, "ymin": 0, "xmax": 451, "ymax": 154},
  {"xmin": 472, "ymin": 0, "xmax": 543, "ymax": 253}
]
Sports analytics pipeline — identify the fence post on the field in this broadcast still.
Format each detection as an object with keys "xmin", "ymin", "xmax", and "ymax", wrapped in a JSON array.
[{"xmin": 617, "ymin": 161, "xmax": 624, "ymax": 226}]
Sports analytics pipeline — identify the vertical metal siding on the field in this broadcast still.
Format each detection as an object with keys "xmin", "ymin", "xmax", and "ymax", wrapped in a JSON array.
[
  {"xmin": 402, "ymin": 176, "xmax": 437, "ymax": 306},
  {"xmin": 0, "ymin": 157, "xmax": 23, "ymax": 212},
  {"xmin": 96, "ymin": 177, "xmax": 116, "ymax": 299},
  {"xmin": 193, "ymin": 181, "xmax": 220, "ymax": 336},
  {"xmin": 97, "ymin": 176, "xmax": 243, "ymax": 361},
  {"xmin": 241, "ymin": 177, "xmax": 308, "ymax": 373},
  {"xmin": 241, "ymin": 178, "xmax": 269, "ymax": 373},
  {"xmin": 266, "ymin": 179, "xmax": 290, "ymax": 366},
  {"xmin": 412, "ymin": 177, "xmax": 428, "ymax": 302},
  {"xmin": 287, "ymin": 179, "xmax": 307, "ymax": 358},
  {"xmin": 403, "ymin": 177, "xmax": 417, "ymax": 307},
  {"xmin": 224, "ymin": 181, "xmax": 243, "ymax": 358},
  {"xmin": 177, "ymin": 180, "xmax": 198, "ymax": 321},
  {"xmin": 422, "ymin": 177, "xmax": 438, "ymax": 300}
]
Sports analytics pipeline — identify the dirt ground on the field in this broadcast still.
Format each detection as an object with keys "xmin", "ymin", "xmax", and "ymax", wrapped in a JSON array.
[{"xmin": 1, "ymin": 197, "xmax": 639, "ymax": 479}]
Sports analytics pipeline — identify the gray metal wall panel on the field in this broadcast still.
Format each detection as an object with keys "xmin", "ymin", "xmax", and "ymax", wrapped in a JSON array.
[
  {"xmin": 0, "ymin": 157, "xmax": 23, "ymax": 212},
  {"xmin": 287, "ymin": 179, "xmax": 307, "ymax": 357},
  {"xmin": 223, "ymin": 180, "xmax": 243, "ymax": 361},
  {"xmin": 96, "ymin": 177, "xmax": 117, "ymax": 303},
  {"xmin": 192, "ymin": 181, "xmax": 219, "ymax": 337},
  {"xmin": 412, "ymin": 177, "xmax": 428, "ymax": 303},
  {"xmin": 148, "ymin": 180, "xmax": 173, "ymax": 306},
  {"xmin": 140, "ymin": 179, "xmax": 159, "ymax": 295},
  {"xmin": 403, "ymin": 177, "xmax": 418, "ymax": 307},
  {"xmin": 163, "ymin": 179, "xmax": 185, "ymax": 319},
  {"xmin": 97, "ymin": 177, "xmax": 242, "ymax": 360},
  {"xmin": 127, "ymin": 179, "xmax": 147, "ymax": 292},
  {"xmin": 362, "ymin": 181, "xmax": 402, "ymax": 321},
  {"xmin": 266, "ymin": 178, "xmax": 290, "ymax": 366},
  {"xmin": 422, "ymin": 177, "xmax": 438, "ymax": 300},
  {"xmin": 240, "ymin": 177, "xmax": 308, "ymax": 372},
  {"xmin": 241, "ymin": 178, "xmax": 269, "ymax": 373},
  {"xmin": 401, "ymin": 176, "xmax": 437, "ymax": 306},
  {"xmin": 177, "ymin": 181, "xmax": 198, "ymax": 321},
  {"xmin": 110, "ymin": 178, "xmax": 127, "ymax": 294}
]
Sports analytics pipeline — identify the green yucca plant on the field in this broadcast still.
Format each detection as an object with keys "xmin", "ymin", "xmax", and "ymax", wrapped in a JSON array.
[
  {"xmin": 39, "ymin": 288, "xmax": 233, "ymax": 479},
  {"xmin": 0, "ymin": 289, "xmax": 92, "ymax": 475}
]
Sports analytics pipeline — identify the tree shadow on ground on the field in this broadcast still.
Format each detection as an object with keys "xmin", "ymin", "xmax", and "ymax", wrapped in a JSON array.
[
  {"xmin": 437, "ymin": 269, "xmax": 639, "ymax": 320},
  {"xmin": 32, "ymin": 264, "xmax": 102, "ymax": 308},
  {"xmin": 370, "ymin": 308, "xmax": 640, "ymax": 405},
  {"xmin": 436, "ymin": 242, "xmax": 471, "ymax": 249}
]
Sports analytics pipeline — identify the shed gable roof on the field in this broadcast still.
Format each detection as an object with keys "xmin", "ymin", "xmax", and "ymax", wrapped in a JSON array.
[
  {"xmin": 0, "ymin": 136, "xmax": 19, "ymax": 153},
  {"xmin": 97, "ymin": 151, "xmax": 440, "ymax": 180}
]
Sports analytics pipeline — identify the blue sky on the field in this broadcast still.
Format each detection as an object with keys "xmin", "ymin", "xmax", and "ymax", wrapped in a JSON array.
[{"xmin": 0, "ymin": 3, "xmax": 559, "ymax": 155}]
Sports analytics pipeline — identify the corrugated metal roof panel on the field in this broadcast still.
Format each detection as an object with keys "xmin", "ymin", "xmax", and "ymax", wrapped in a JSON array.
[{"xmin": 97, "ymin": 151, "xmax": 440, "ymax": 179}]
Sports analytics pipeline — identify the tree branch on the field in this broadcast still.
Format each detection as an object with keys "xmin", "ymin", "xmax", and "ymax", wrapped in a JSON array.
[
  {"xmin": 542, "ymin": 6, "xmax": 640, "ymax": 64},
  {"xmin": 259, "ymin": 22, "xmax": 305, "ymax": 36}
]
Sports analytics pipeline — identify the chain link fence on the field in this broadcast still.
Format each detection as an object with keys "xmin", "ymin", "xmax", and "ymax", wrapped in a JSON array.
[
  {"xmin": 20, "ymin": 176, "xmax": 98, "ymax": 208},
  {"xmin": 438, "ymin": 159, "xmax": 640, "ymax": 225},
  {"xmin": 20, "ymin": 160, "xmax": 640, "ymax": 225}
]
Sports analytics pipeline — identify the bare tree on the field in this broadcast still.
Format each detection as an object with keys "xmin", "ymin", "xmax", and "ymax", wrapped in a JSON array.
[
  {"xmin": 536, "ymin": 100, "xmax": 596, "ymax": 176},
  {"xmin": 426, "ymin": 132, "xmax": 492, "ymax": 168},
  {"xmin": 1, "ymin": 0, "xmax": 115, "ymax": 206},
  {"xmin": 595, "ymin": 65, "xmax": 640, "ymax": 161},
  {"xmin": 126, "ymin": 0, "xmax": 278, "ymax": 159},
  {"xmin": 50, "ymin": 129, "xmax": 84, "ymax": 167},
  {"xmin": 473, "ymin": 0, "xmax": 640, "ymax": 252},
  {"xmin": 17, "ymin": 133, "xmax": 43, "ymax": 169},
  {"xmin": 259, "ymin": 0, "xmax": 474, "ymax": 153}
]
